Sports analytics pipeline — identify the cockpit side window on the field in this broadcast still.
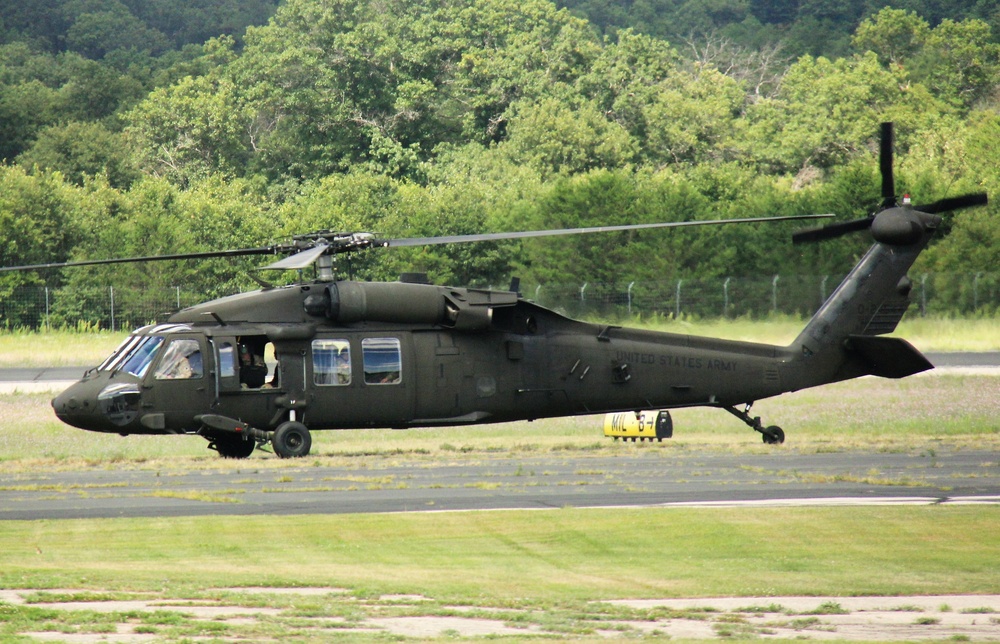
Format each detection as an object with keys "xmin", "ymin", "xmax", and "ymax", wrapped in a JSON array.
[
  {"xmin": 154, "ymin": 338, "xmax": 203, "ymax": 380},
  {"xmin": 218, "ymin": 341, "xmax": 236, "ymax": 378}
]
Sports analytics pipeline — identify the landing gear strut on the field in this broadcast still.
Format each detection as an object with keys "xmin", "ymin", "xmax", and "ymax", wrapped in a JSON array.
[
  {"xmin": 724, "ymin": 403, "xmax": 785, "ymax": 445},
  {"xmin": 197, "ymin": 413, "xmax": 313, "ymax": 458}
]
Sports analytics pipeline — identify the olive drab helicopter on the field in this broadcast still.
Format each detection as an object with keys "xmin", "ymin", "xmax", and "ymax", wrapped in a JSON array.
[{"xmin": 2, "ymin": 123, "xmax": 988, "ymax": 459}]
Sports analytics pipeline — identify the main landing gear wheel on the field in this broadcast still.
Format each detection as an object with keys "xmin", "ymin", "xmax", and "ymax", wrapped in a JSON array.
[
  {"xmin": 761, "ymin": 425, "xmax": 785, "ymax": 445},
  {"xmin": 272, "ymin": 421, "xmax": 312, "ymax": 458},
  {"xmin": 210, "ymin": 433, "xmax": 256, "ymax": 459}
]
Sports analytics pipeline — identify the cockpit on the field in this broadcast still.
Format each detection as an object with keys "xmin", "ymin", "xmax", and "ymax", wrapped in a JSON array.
[
  {"xmin": 96, "ymin": 324, "xmax": 198, "ymax": 379},
  {"xmin": 52, "ymin": 324, "xmax": 202, "ymax": 434}
]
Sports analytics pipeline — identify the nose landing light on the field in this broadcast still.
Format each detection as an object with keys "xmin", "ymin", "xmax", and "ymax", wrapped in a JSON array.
[{"xmin": 97, "ymin": 383, "xmax": 141, "ymax": 426}]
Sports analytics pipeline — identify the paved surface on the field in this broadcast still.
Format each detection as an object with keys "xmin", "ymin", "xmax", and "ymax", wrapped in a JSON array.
[{"xmin": 2, "ymin": 448, "xmax": 998, "ymax": 520}]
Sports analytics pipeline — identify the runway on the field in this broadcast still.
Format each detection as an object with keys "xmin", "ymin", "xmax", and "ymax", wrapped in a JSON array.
[{"xmin": 2, "ymin": 447, "xmax": 998, "ymax": 520}]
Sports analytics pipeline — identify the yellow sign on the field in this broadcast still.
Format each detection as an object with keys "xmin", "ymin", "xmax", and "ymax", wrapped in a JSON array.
[{"xmin": 603, "ymin": 410, "xmax": 673, "ymax": 441}]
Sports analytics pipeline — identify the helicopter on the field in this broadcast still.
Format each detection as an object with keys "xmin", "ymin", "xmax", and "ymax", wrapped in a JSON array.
[{"xmin": 1, "ymin": 123, "xmax": 987, "ymax": 459}]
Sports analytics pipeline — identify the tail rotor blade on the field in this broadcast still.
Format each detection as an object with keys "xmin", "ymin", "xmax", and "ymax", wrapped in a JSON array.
[
  {"xmin": 914, "ymin": 193, "xmax": 988, "ymax": 214},
  {"xmin": 880, "ymin": 122, "xmax": 896, "ymax": 208},
  {"xmin": 792, "ymin": 216, "xmax": 875, "ymax": 244}
]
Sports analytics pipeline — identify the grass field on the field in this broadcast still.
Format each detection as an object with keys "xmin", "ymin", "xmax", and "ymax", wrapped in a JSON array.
[
  {"xmin": 0, "ymin": 506, "xmax": 997, "ymax": 641},
  {"xmin": 2, "ymin": 506, "xmax": 998, "ymax": 599}
]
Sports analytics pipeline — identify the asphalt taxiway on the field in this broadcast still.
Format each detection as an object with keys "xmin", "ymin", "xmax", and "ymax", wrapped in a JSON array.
[{"xmin": 1, "ymin": 448, "xmax": 998, "ymax": 520}]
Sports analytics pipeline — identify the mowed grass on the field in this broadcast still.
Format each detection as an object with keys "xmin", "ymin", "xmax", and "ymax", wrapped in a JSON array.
[{"xmin": 2, "ymin": 506, "xmax": 997, "ymax": 601}]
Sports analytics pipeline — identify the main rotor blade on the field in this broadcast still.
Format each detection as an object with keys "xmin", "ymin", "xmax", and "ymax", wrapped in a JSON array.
[
  {"xmin": 792, "ymin": 216, "xmax": 875, "ymax": 244},
  {"xmin": 914, "ymin": 192, "xmax": 988, "ymax": 214},
  {"xmin": 258, "ymin": 243, "xmax": 330, "ymax": 271},
  {"xmin": 383, "ymin": 214, "xmax": 835, "ymax": 248},
  {"xmin": 880, "ymin": 122, "xmax": 895, "ymax": 208},
  {"xmin": 0, "ymin": 247, "xmax": 278, "ymax": 273}
]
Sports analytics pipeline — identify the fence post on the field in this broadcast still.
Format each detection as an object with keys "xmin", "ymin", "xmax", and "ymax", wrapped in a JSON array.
[
  {"xmin": 820, "ymin": 275, "xmax": 829, "ymax": 305},
  {"xmin": 974, "ymin": 272, "xmax": 982, "ymax": 311},
  {"xmin": 109, "ymin": 286, "xmax": 115, "ymax": 332},
  {"xmin": 534, "ymin": 284, "xmax": 541, "ymax": 302},
  {"xmin": 44, "ymin": 286, "xmax": 51, "ymax": 331},
  {"xmin": 580, "ymin": 282, "xmax": 587, "ymax": 301},
  {"xmin": 627, "ymin": 281, "xmax": 635, "ymax": 315},
  {"xmin": 723, "ymin": 277, "xmax": 730, "ymax": 317},
  {"xmin": 176, "ymin": 286, "xmax": 181, "ymax": 310},
  {"xmin": 920, "ymin": 274, "xmax": 928, "ymax": 316},
  {"xmin": 772, "ymin": 275, "xmax": 780, "ymax": 313},
  {"xmin": 675, "ymin": 279, "xmax": 683, "ymax": 318}
]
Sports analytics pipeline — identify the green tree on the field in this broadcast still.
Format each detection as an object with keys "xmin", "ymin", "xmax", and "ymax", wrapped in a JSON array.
[
  {"xmin": 0, "ymin": 166, "xmax": 80, "ymax": 326},
  {"xmin": 496, "ymin": 97, "xmax": 638, "ymax": 178},
  {"xmin": 641, "ymin": 65, "xmax": 746, "ymax": 166},
  {"xmin": 743, "ymin": 52, "xmax": 940, "ymax": 174},
  {"xmin": 915, "ymin": 18, "xmax": 1000, "ymax": 109},
  {"xmin": 17, "ymin": 121, "xmax": 139, "ymax": 188},
  {"xmin": 123, "ymin": 64, "xmax": 249, "ymax": 186},
  {"xmin": 223, "ymin": 0, "xmax": 602, "ymax": 182},
  {"xmin": 63, "ymin": 2, "xmax": 170, "ymax": 59},
  {"xmin": 853, "ymin": 7, "xmax": 930, "ymax": 66}
]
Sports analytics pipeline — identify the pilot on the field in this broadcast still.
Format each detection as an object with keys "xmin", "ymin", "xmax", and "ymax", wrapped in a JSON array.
[
  {"xmin": 336, "ymin": 347, "xmax": 350, "ymax": 384},
  {"xmin": 238, "ymin": 342, "xmax": 268, "ymax": 388}
]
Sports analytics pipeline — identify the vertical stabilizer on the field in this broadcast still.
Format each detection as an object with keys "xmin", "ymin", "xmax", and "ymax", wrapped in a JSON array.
[{"xmin": 787, "ymin": 208, "xmax": 939, "ymax": 387}]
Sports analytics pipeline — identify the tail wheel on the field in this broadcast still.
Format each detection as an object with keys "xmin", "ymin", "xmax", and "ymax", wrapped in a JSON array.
[{"xmin": 272, "ymin": 421, "xmax": 312, "ymax": 458}]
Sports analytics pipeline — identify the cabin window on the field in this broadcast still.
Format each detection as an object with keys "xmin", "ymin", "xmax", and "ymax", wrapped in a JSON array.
[
  {"xmin": 218, "ymin": 342, "xmax": 236, "ymax": 378},
  {"xmin": 154, "ymin": 338, "xmax": 203, "ymax": 380},
  {"xmin": 313, "ymin": 339, "xmax": 351, "ymax": 386},
  {"xmin": 362, "ymin": 337, "xmax": 401, "ymax": 385}
]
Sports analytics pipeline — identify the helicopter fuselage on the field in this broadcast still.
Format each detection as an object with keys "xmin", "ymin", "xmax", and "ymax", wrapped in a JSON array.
[{"xmin": 52, "ymin": 280, "xmax": 799, "ymax": 442}]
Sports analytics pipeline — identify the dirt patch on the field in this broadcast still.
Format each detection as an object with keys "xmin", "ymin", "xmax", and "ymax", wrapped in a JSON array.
[
  {"xmin": 604, "ymin": 595, "xmax": 1000, "ymax": 640},
  {"xmin": 369, "ymin": 616, "xmax": 538, "ymax": 637},
  {"xmin": 6, "ymin": 589, "xmax": 1000, "ymax": 641}
]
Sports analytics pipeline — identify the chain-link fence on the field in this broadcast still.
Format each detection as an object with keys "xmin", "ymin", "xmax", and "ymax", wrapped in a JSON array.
[
  {"xmin": 525, "ymin": 272, "xmax": 999, "ymax": 320},
  {"xmin": 2, "ymin": 272, "xmax": 998, "ymax": 331}
]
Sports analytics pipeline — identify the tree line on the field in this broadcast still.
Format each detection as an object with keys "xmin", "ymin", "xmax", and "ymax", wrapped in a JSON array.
[{"xmin": 1, "ymin": 0, "xmax": 998, "ymax": 327}]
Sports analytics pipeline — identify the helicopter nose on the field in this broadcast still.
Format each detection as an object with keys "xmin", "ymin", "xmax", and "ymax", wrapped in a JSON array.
[
  {"xmin": 52, "ymin": 378, "xmax": 139, "ymax": 433},
  {"xmin": 52, "ymin": 383, "xmax": 103, "ymax": 432}
]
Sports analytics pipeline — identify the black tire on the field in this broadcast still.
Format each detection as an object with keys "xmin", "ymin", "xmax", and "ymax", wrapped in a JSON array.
[
  {"xmin": 273, "ymin": 421, "xmax": 312, "ymax": 458},
  {"xmin": 762, "ymin": 426, "xmax": 785, "ymax": 445},
  {"xmin": 211, "ymin": 433, "xmax": 256, "ymax": 459}
]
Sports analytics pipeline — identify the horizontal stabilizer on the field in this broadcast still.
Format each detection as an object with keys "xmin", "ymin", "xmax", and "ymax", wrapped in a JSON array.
[{"xmin": 846, "ymin": 335, "xmax": 933, "ymax": 379}]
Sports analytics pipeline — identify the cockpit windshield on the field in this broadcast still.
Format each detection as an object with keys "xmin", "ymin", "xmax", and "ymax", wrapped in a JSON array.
[
  {"xmin": 100, "ymin": 335, "xmax": 165, "ymax": 378},
  {"xmin": 120, "ymin": 336, "xmax": 165, "ymax": 377},
  {"xmin": 97, "ymin": 335, "xmax": 140, "ymax": 372},
  {"xmin": 98, "ymin": 324, "xmax": 194, "ymax": 377}
]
